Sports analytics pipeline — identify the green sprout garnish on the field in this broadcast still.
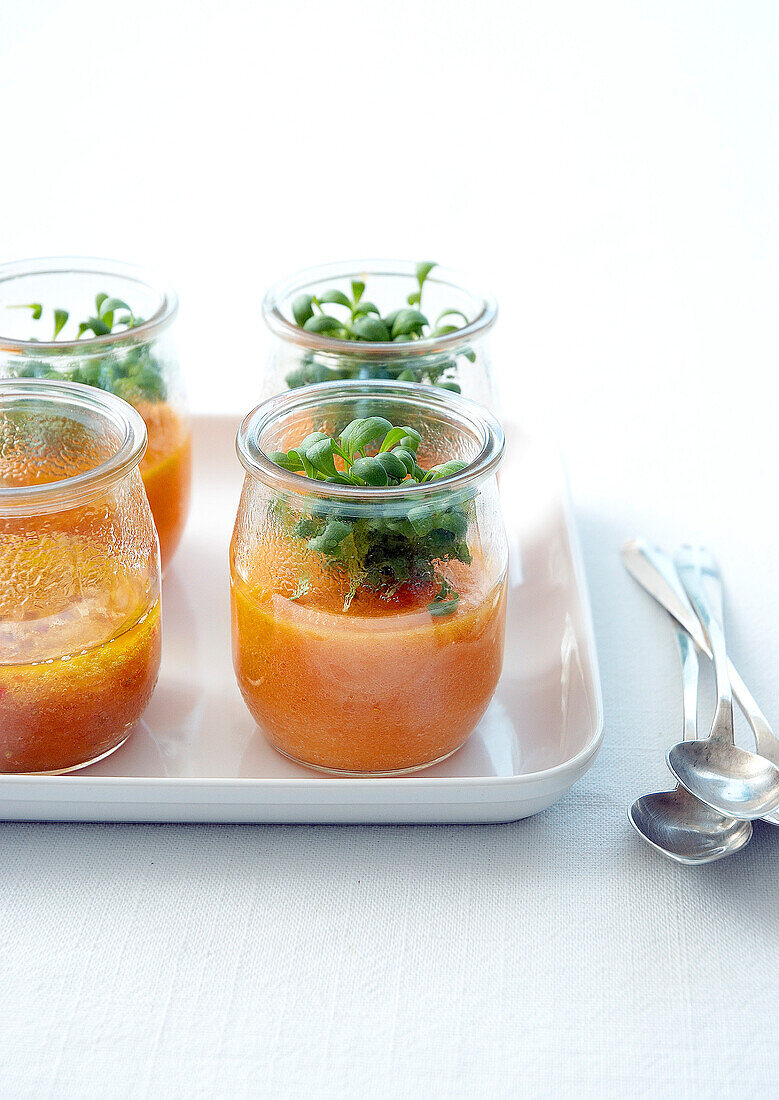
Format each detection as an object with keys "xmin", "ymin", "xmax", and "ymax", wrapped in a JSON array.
[
  {"xmin": 8, "ymin": 302, "xmax": 43, "ymax": 321},
  {"xmin": 5, "ymin": 293, "xmax": 166, "ymax": 403},
  {"xmin": 269, "ymin": 416, "xmax": 472, "ymax": 614},
  {"xmin": 284, "ymin": 262, "xmax": 476, "ymax": 393}
]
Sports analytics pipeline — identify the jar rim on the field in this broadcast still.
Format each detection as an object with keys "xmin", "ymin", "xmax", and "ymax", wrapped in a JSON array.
[
  {"xmin": 262, "ymin": 259, "xmax": 498, "ymax": 360},
  {"xmin": 0, "ymin": 378, "xmax": 148, "ymax": 515},
  {"xmin": 236, "ymin": 379, "xmax": 504, "ymax": 508},
  {"xmin": 0, "ymin": 256, "xmax": 178, "ymax": 354}
]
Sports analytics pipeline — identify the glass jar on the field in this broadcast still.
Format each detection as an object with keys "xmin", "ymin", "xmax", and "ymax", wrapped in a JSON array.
[
  {"xmin": 262, "ymin": 260, "xmax": 498, "ymax": 408},
  {"xmin": 0, "ymin": 379, "xmax": 162, "ymax": 773},
  {"xmin": 230, "ymin": 380, "xmax": 508, "ymax": 775},
  {"xmin": 0, "ymin": 257, "xmax": 191, "ymax": 571}
]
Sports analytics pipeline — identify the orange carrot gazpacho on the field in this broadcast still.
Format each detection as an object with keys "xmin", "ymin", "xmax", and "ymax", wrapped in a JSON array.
[
  {"xmin": 0, "ymin": 377, "xmax": 162, "ymax": 773},
  {"xmin": 231, "ymin": 386, "xmax": 508, "ymax": 774},
  {"xmin": 134, "ymin": 398, "xmax": 191, "ymax": 568},
  {"xmin": 0, "ymin": 535, "xmax": 161, "ymax": 773}
]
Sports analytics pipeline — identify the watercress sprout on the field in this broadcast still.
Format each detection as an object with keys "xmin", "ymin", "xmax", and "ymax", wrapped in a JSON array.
[
  {"xmin": 4, "ymin": 292, "xmax": 166, "ymax": 403},
  {"xmin": 270, "ymin": 417, "xmax": 472, "ymax": 614},
  {"xmin": 283, "ymin": 262, "xmax": 476, "ymax": 393}
]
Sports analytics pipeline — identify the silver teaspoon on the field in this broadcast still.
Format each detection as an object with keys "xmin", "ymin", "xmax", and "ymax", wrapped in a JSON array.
[
  {"xmin": 622, "ymin": 538, "xmax": 779, "ymax": 825},
  {"xmin": 628, "ymin": 626, "xmax": 752, "ymax": 863},
  {"xmin": 668, "ymin": 546, "xmax": 779, "ymax": 820}
]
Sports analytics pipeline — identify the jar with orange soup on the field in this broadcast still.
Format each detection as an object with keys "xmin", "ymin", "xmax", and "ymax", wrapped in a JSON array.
[
  {"xmin": 0, "ymin": 258, "xmax": 191, "ymax": 570},
  {"xmin": 0, "ymin": 379, "xmax": 162, "ymax": 773},
  {"xmin": 230, "ymin": 380, "xmax": 508, "ymax": 774}
]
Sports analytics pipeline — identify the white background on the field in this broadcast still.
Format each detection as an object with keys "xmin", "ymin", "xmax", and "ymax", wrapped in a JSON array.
[{"xmin": 2, "ymin": 2, "xmax": 779, "ymax": 1097}]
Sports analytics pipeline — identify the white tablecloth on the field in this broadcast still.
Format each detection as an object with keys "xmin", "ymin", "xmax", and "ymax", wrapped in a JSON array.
[{"xmin": 2, "ymin": 2, "xmax": 779, "ymax": 1096}]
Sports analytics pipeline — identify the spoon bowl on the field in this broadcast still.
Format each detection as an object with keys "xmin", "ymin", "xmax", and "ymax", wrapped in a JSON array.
[
  {"xmin": 627, "ymin": 621, "xmax": 751, "ymax": 863},
  {"xmin": 668, "ymin": 740, "xmax": 779, "ymax": 821},
  {"xmin": 667, "ymin": 545, "xmax": 779, "ymax": 822},
  {"xmin": 622, "ymin": 539, "xmax": 779, "ymax": 829},
  {"xmin": 629, "ymin": 787, "xmax": 753, "ymax": 864}
]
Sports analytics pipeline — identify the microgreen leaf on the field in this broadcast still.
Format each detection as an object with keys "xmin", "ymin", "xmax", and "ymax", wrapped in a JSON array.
[
  {"xmin": 294, "ymin": 518, "xmax": 320, "ymax": 538},
  {"xmin": 437, "ymin": 510, "xmax": 469, "ymax": 537},
  {"xmin": 52, "ymin": 309, "xmax": 69, "ymax": 339},
  {"xmin": 428, "ymin": 580, "xmax": 460, "ymax": 617},
  {"xmin": 390, "ymin": 447, "xmax": 417, "ymax": 475},
  {"xmin": 274, "ymin": 449, "xmax": 298, "ymax": 469},
  {"xmin": 390, "ymin": 309, "xmax": 428, "ymax": 338},
  {"xmin": 99, "ymin": 296, "xmax": 132, "ymax": 317},
  {"xmin": 351, "ymin": 301, "xmax": 380, "ymax": 318},
  {"xmin": 303, "ymin": 314, "xmax": 344, "ymax": 335},
  {"xmin": 308, "ymin": 520, "xmax": 352, "ymax": 553},
  {"xmin": 350, "ymin": 456, "xmax": 389, "ymax": 485},
  {"xmin": 305, "ymin": 438, "xmax": 339, "ymax": 479},
  {"xmin": 292, "ymin": 294, "xmax": 315, "ymax": 327},
  {"xmin": 340, "ymin": 416, "xmax": 394, "ymax": 458},
  {"xmin": 379, "ymin": 425, "xmax": 420, "ymax": 453},
  {"xmin": 436, "ymin": 308, "xmax": 469, "ymax": 326},
  {"xmin": 422, "ymin": 460, "xmax": 468, "ymax": 482},
  {"xmin": 8, "ymin": 303, "xmax": 43, "ymax": 320},
  {"xmin": 77, "ymin": 316, "xmax": 112, "ymax": 337},
  {"xmin": 411, "ymin": 507, "xmax": 443, "ymax": 538},
  {"xmin": 352, "ymin": 315, "xmax": 391, "ymax": 341},
  {"xmin": 415, "ymin": 261, "xmax": 437, "ymax": 284},
  {"xmin": 351, "ymin": 280, "xmax": 365, "ymax": 303},
  {"xmin": 375, "ymin": 452, "xmax": 407, "ymax": 480},
  {"xmin": 318, "ymin": 289, "xmax": 352, "ymax": 309},
  {"xmin": 286, "ymin": 448, "xmax": 314, "ymax": 478},
  {"xmin": 299, "ymin": 431, "xmax": 331, "ymax": 452}
]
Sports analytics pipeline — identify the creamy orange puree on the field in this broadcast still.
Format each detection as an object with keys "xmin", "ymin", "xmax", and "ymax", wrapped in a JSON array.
[
  {"xmin": 135, "ymin": 401, "xmax": 192, "ymax": 570},
  {"xmin": 0, "ymin": 535, "xmax": 161, "ymax": 773},
  {"xmin": 231, "ymin": 532, "xmax": 507, "ymax": 773}
]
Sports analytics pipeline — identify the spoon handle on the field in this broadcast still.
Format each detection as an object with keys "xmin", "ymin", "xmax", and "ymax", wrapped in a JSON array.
[
  {"xmin": 622, "ymin": 539, "xmax": 779, "ymax": 760},
  {"xmin": 675, "ymin": 547, "xmax": 735, "ymax": 745},
  {"xmin": 676, "ymin": 629, "xmax": 699, "ymax": 742}
]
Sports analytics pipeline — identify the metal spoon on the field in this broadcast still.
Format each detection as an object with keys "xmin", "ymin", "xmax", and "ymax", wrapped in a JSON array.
[
  {"xmin": 628, "ymin": 626, "xmax": 753, "ymax": 863},
  {"xmin": 622, "ymin": 539, "xmax": 779, "ymax": 826},
  {"xmin": 667, "ymin": 546, "xmax": 779, "ymax": 820}
]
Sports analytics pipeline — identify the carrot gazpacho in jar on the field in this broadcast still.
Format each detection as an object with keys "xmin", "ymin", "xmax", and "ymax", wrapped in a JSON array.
[
  {"xmin": 230, "ymin": 381, "xmax": 508, "ymax": 774},
  {"xmin": 0, "ymin": 379, "xmax": 162, "ymax": 773},
  {"xmin": 0, "ymin": 258, "xmax": 191, "ymax": 570}
]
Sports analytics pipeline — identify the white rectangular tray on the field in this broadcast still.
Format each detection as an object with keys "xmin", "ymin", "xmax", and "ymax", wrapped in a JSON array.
[{"xmin": 0, "ymin": 415, "xmax": 603, "ymax": 824}]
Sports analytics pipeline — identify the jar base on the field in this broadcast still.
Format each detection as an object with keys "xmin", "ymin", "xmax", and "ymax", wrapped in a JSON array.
[
  {"xmin": 5, "ymin": 730, "xmax": 134, "ymax": 776},
  {"xmin": 265, "ymin": 734, "xmax": 469, "ymax": 777}
]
